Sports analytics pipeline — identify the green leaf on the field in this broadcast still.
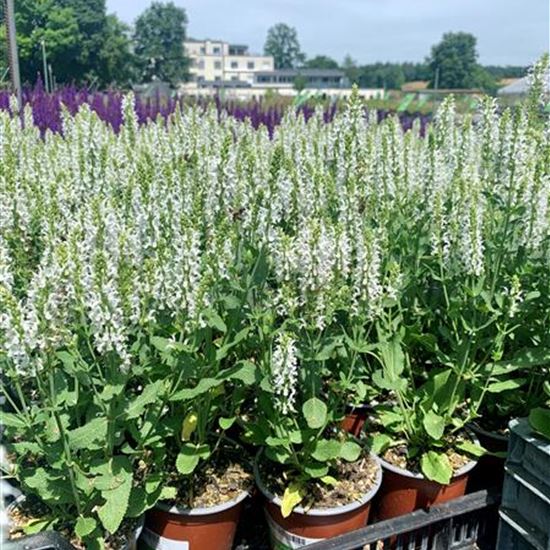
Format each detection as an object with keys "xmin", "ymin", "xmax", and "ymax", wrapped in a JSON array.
[
  {"xmin": 219, "ymin": 416, "xmax": 236, "ymax": 430},
  {"xmin": 125, "ymin": 380, "xmax": 165, "ymax": 419},
  {"xmin": 320, "ymin": 475, "xmax": 338, "ymax": 486},
  {"xmin": 23, "ymin": 517, "xmax": 58, "ymax": 535},
  {"xmin": 171, "ymin": 377, "xmax": 221, "ymax": 401},
  {"xmin": 97, "ymin": 471, "xmax": 133, "ymax": 534},
  {"xmin": 486, "ymin": 379, "xmax": 526, "ymax": 393},
  {"xmin": 302, "ymin": 397, "xmax": 327, "ymax": 429},
  {"xmin": 229, "ymin": 361, "xmax": 256, "ymax": 384},
  {"xmin": 372, "ymin": 369, "xmax": 407, "ymax": 392},
  {"xmin": 0, "ymin": 412, "xmax": 27, "ymax": 428},
  {"xmin": 280, "ymin": 482, "xmax": 304, "ymax": 518},
  {"xmin": 456, "ymin": 441, "xmax": 487, "ymax": 458},
  {"xmin": 420, "ymin": 451, "xmax": 453, "ymax": 484},
  {"xmin": 423, "ymin": 410, "xmax": 445, "ymax": 440},
  {"xmin": 303, "ymin": 462, "xmax": 329, "ymax": 478},
  {"xmin": 22, "ymin": 468, "xmax": 74, "ymax": 505},
  {"xmin": 75, "ymin": 516, "xmax": 97, "ymax": 539},
  {"xmin": 176, "ymin": 444, "xmax": 211, "ymax": 475},
  {"xmin": 160, "ymin": 486, "xmax": 178, "ymax": 500},
  {"xmin": 529, "ymin": 408, "xmax": 550, "ymax": 441},
  {"xmin": 340, "ymin": 440, "xmax": 362, "ymax": 462},
  {"xmin": 170, "ymin": 362, "xmax": 255, "ymax": 401},
  {"xmin": 150, "ymin": 336, "xmax": 188, "ymax": 353},
  {"xmin": 204, "ymin": 310, "xmax": 227, "ymax": 333},
  {"xmin": 68, "ymin": 417, "xmax": 108, "ymax": 451},
  {"xmin": 311, "ymin": 439, "xmax": 341, "ymax": 462},
  {"xmin": 366, "ymin": 433, "xmax": 392, "ymax": 455},
  {"xmin": 98, "ymin": 383, "xmax": 125, "ymax": 402}
]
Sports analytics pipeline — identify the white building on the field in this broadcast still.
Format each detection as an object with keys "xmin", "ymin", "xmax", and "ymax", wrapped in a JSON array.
[{"xmin": 184, "ymin": 39, "xmax": 274, "ymax": 85}]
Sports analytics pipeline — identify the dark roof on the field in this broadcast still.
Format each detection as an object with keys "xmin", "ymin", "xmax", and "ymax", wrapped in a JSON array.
[
  {"xmin": 198, "ymin": 80, "xmax": 252, "ymax": 89},
  {"xmin": 255, "ymin": 68, "xmax": 345, "ymax": 78}
]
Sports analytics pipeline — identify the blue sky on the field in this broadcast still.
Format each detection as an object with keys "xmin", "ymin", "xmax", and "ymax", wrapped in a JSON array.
[{"xmin": 106, "ymin": 0, "xmax": 549, "ymax": 66}]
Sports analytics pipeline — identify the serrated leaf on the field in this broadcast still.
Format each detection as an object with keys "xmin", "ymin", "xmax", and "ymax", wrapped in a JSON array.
[
  {"xmin": 281, "ymin": 482, "xmax": 304, "ymax": 518},
  {"xmin": 97, "ymin": 470, "xmax": 133, "ymax": 534},
  {"xmin": 68, "ymin": 417, "xmax": 108, "ymax": 451},
  {"xmin": 302, "ymin": 397, "xmax": 327, "ymax": 429},
  {"xmin": 423, "ymin": 410, "xmax": 445, "ymax": 440},
  {"xmin": 420, "ymin": 451, "xmax": 452, "ymax": 484},
  {"xmin": 340, "ymin": 440, "xmax": 362, "ymax": 462},
  {"xmin": 75, "ymin": 516, "xmax": 97, "ymax": 539},
  {"xmin": 1, "ymin": 412, "xmax": 27, "ymax": 428}
]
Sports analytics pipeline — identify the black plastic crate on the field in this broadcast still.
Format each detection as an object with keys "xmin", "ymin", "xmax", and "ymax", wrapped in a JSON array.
[{"xmin": 304, "ymin": 488, "xmax": 500, "ymax": 550}]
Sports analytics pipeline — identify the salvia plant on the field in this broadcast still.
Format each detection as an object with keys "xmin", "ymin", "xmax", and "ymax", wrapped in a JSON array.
[{"xmin": 0, "ymin": 56, "xmax": 549, "ymax": 543}]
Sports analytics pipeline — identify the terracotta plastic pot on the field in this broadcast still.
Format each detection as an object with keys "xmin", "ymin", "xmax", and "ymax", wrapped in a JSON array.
[
  {"xmin": 467, "ymin": 421, "xmax": 509, "ymax": 492},
  {"xmin": 341, "ymin": 404, "xmax": 370, "ymax": 437},
  {"xmin": 254, "ymin": 454, "xmax": 382, "ymax": 548},
  {"xmin": 139, "ymin": 490, "xmax": 248, "ymax": 550},
  {"xmin": 374, "ymin": 454, "xmax": 477, "ymax": 521}
]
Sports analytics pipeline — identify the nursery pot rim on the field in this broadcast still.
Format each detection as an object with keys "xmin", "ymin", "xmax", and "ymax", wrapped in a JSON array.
[
  {"xmin": 7, "ymin": 495, "xmax": 144, "ymax": 548},
  {"xmin": 377, "ymin": 430, "xmax": 480, "ymax": 481},
  {"xmin": 469, "ymin": 421, "xmax": 509, "ymax": 442},
  {"xmin": 253, "ymin": 450, "xmax": 382, "ymax": 517},
  {"xmin": 377, "ymin": 453, "xmax": 477, "ymax": 481},
  {"xmin": 154, "ymin": 488, "xmax": 249, "ymax": 516}
]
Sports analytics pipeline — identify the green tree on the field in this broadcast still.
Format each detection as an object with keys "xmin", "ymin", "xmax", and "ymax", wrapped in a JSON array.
[
  {"xmin": 0, "ymin": 0, "xmax": 133, "ymax": 86},
  {"xmin": 133, "ymin": 1, "xmax": 190, "ymax": 86},
  {"xmin": 98, "ymin": 15, "xmax": 136, "ymax": 85},
  {"xmin": 264, "ymin": 23, "xmax": 305, "ymax": 69},
  {"xmin": 0, "ymin": 0, "xmax": 80, "ymax": 84},
  {"xmin": 304, "ymin": 55, "xmax": 339, "ymax": 70},
  {"xmin": 427, "ymin": 32, "xmax": 494, "ymax": 90},
  {"xmin": 342, "ymin": 54, "xmax": 360, "ymax": 84}
]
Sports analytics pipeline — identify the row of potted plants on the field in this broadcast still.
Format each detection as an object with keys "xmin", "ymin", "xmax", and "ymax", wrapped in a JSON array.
[{"xmin": 1, "ymin": 57, "xmax": 549, "ymax": 548}]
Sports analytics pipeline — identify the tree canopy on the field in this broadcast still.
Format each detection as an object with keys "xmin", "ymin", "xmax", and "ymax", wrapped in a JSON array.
[
  {"xmin": 264, "ymin": 23, "xmax": 305, "ymax": 69},
  {"xmin": 427, "ymin": 31, "xmax": 495, "ymax": 90},
  {"xmin": 304, "ymin": 55, "xmax": 339, "ymax": 70},
  {"xmin": 0, "ymin": 0, "xmax": 133, "ymax": 86},
  {"xmin": 133, "ymin": 1, "xmax": 190, "ymax": 86}
]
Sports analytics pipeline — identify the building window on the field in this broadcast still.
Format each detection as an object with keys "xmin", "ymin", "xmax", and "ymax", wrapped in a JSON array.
[
  {"xmin": 231, "ymin": 61, "xmax": 238, "ymax": 69},
  {"xmin": 247, "ymin": 61, "xmax": 255, "ymax": 70},
  {"xmin": 213, "ymin": 46, "xmax": 221, "ymax": 55},
  {"xmin": 214, "ymin": 61, "xmax": 222, "ymax": 69},
  {"xmin": 198, "ymin": 60, "xmax": 205, "ymax": 70},
  {"xmin": 263, "ymin": 61, "xmax": 271, "ymax": 68},
  {"xmin": 215, "ymin": 76, "xmax": 221, "ymax": 81},
  {"xmin": 200, "ymin": 47, "xmax": 206, "ymax": 54},
  {"xmin": 231, "ymin": 75, "xmax": 239, "ymax": 81},
  {"xmin": 198, "ymin": 76, "xmax": 205, "ymax": 82}
]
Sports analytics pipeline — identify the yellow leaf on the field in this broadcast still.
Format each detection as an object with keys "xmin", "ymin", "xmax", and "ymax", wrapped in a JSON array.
[
  {"xmin": 320, "ymin": 475, "xmax": 338, "ymax": 486},
  {"xmin": 181, "ymin": 412, "xmax": 198, "ymax": 441},
  {"xmin": 280, "ymin": 482, "xmax": 304, "ymax": 518}
]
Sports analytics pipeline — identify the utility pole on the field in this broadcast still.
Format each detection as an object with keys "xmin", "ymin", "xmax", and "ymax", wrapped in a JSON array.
[
  {"xmin": 4, "ymin": 0, "xmax": 22, "ymax": 110},
  {"xmin": 434, "ymin": 67, "xmax": 440, "ymax": 91},
  {"xmin": 41, "ymin": 40, "xmax": 49, "ymax": 93}
]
